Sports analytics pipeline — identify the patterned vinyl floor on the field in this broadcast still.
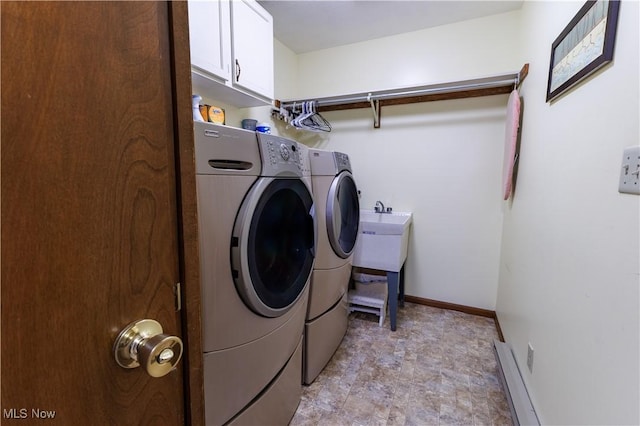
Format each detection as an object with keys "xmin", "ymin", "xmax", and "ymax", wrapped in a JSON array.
[{"xmin": 291, "ymin": 302, "xmax": 513, "ymax": 426}]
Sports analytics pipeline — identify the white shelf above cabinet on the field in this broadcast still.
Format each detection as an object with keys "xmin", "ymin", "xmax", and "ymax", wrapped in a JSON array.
[{"xmin": 192, "ymin": 68, "xmax": 272, "ymax": 108}]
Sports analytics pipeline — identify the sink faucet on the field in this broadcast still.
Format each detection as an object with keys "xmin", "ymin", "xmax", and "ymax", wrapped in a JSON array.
[{"xmin": 375, "ymin": 200, "xmax": 385, "ymax": 213}]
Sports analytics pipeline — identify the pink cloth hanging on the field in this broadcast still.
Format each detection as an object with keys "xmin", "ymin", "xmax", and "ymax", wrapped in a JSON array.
[{"xmin": 502, "ymin": 89, "xmax": 521, "ymax": 200}]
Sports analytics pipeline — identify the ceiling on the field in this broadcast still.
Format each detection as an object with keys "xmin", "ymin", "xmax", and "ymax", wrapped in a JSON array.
[{"xmin": 257, "ymin": 1, "xmax": 523, "ymax": 54}]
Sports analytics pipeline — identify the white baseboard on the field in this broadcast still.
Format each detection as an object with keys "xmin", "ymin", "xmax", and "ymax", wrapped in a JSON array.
[{"xmin": 493, "ymin": 340, "xmax": 539, "ymax": 426}]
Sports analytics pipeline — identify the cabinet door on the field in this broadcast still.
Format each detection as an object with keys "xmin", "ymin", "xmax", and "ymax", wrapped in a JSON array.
[
  {"xmin": 188, "ymin": 0, "xmax": 231, "ymax": 82},
  {"xmin": 231, "ymin": 0, "xmax": 274, "ymax": 99}
]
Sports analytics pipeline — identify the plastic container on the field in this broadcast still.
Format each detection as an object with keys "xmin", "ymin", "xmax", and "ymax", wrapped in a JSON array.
[
  {"xmin": 199, "ymin": 105, "xmax": 225, "ymax": 124},
  {"xmin": 241, "ymin": 119, "xmax": 257, "ymax": 130},
  {"xmin": 192, "ymin": 95, "xmax": 204, "ymax": 122},
  {"xmin": 255, "ymin": 122, "xmax": 271, "ymax": 134}
]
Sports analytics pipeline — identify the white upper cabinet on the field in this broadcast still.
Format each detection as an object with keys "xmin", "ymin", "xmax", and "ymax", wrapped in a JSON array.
[
  {"xmin": 188, "ymin": 0, "xmax": 231, "ymax": 82},
  {"xmin": 188, "ymin": 0, "xmax": 274, "ymax": 107},
  {"xmin": 230, "ymin": 0, "xmax": 274, "ymax": 99}
]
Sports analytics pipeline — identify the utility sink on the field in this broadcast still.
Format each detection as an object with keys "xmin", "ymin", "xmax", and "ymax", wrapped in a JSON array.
[
  {"xmin": 352, "ymin": 209, "xmax": 413, "ymax": 272},
  {"xmin": 358, "ymin": 210, "xmax": 413, "ymax": 236}
]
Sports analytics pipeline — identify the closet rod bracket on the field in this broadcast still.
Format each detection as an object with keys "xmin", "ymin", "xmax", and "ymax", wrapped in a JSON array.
[{"xmin": 368, "ymin": 94, "xmax": 381, "ymax": 128}]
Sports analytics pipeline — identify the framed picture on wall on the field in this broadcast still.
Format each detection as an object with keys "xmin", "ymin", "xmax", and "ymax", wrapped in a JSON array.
[{"xmin": 546, "ymin": 0, "xmax": 620, "ymax": 102}]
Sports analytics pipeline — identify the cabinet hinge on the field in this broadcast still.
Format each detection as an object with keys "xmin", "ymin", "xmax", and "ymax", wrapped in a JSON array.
[{"xmin": 175, "ymin": 282, "xmax": 182, "ymax": 312}]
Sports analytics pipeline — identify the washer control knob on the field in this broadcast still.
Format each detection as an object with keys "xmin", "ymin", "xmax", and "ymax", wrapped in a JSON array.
[{"xmin": 279, "ymin": 144, "xmax": 290, "ymax": 161}]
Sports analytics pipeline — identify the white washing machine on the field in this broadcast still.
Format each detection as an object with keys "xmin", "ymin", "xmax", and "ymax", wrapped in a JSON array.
[
  {"xmin": 304, "ymin": 148, "xmax": 360, "ymax": 384},
  {"xmin": 295, "ymin": 142, "xmax": 314, "ymax": 208},
  {"xmin": 296, "ymin": 143, "xmax": 317, "ymax": 256},
  {"xmin": 195, "ymin": 122, "xmax": 315, "ymax": 425}
]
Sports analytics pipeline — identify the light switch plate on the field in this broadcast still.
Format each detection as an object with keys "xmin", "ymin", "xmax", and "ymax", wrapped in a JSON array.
[{"xmin": 618, "ymin": 146, "xmax": 640, "ymax": 195}]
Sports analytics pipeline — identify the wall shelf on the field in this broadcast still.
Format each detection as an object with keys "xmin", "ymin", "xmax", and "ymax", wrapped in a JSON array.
[{"xmin": 275, "ymin": 63, "xmax": 529, "ymax": 128}]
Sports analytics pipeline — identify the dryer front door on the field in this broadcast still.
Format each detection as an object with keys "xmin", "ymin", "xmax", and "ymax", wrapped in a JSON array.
[
  {"xmin": 232, "ymin": 177, "xmax": 315, "ymax": 317},
  {"xmin": 326, "ymin": 170, "xmax": 360, "ymax": 259}
]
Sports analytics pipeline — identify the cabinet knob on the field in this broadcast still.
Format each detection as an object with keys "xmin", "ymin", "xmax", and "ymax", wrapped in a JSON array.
[{"xmin": 235, "ymin": 59, "xmax": 241, "ymax": 82}]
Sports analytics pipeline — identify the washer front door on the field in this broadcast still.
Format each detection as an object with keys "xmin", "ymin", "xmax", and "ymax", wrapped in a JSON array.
[
  {"xmin": 326, "ymin": 170, "xmax": 360, "ymax": 259},
  {"xmin": 232, "ymin": 177, "xmax": 315, "ymax": 317}
]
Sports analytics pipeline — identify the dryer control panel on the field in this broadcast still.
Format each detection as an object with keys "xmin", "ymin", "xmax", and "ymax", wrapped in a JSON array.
[
  {"xmin": 334, "ymin": 151, "xmax": 352, "ymax": 173},
  {"xmin": 256, "ymin": 133, "xmax": 303, "ymax": 177}
]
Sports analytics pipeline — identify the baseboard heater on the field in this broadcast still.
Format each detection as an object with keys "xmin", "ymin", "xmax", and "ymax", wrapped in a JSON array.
[{"xmin": 493, "ymin": 340, "xmax": 540, "ymax": 426}]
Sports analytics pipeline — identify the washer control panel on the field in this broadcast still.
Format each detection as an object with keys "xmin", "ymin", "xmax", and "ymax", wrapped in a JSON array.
[
  {"xmin": 295, "ymin": 143, "xmax": 312, "ymax": 177},
  {"xmin": 257, "ymin": 133, "xmax": 303, "ymax": 177},
  {"xmin": 278, "ymin": 143, "xmax": 290, "ymax": 161}
]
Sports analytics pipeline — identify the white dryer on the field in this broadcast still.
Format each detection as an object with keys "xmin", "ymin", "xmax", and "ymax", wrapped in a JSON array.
[
  {"xmin": 304, "ymin": 148, "xmax": 360, "ymax": 384},
  {"xmin": 195, "ymin": 122, "xmax": 315, "ymax": 425}
]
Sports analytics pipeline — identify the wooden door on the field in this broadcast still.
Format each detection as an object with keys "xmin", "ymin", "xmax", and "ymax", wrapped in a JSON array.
[{"xmin": 1, "ymin": 2, "xmax": 201, "ymax": 424}]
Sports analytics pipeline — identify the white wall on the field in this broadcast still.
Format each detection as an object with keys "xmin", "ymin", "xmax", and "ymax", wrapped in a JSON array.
[
  {"xmin": 294, "ymin": 11, "xmax": 523, "ymax": 98},
  {"xmin": 300, "ymin": 97, "xmax": 510, "ymax": 310},
  {"xmin": 273, "ymin": 11, "xmax": 524, "ymax": 310},
  {"xmin": 496, "ymin": 1, "xmax": 640, "ymax": 424}
]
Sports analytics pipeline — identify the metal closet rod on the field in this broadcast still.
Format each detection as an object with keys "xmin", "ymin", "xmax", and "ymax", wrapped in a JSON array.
[
  {"xmin": 275, "ymin": 63, "xmax": 529, "ymax": 129},
  {"xmin": 277, "ymin": 64, "xmax": 529, "ymax": 110}
]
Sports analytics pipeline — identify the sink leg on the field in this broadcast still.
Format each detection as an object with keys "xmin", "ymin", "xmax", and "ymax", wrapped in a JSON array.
[
  {"xmin": 386, "ymin": 271, "xmax": 399, "ymax": 331},
  {"xmin": 386, "ymin": 263, "xmax": 406, "ymax": 331},
  {"xmin": 399, "ymin": 263, "xmax": 405, "ymax": 308}
]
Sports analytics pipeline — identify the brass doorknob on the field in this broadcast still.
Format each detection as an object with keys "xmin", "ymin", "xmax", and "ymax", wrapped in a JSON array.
[{"xmin": 113, "ymin": 319, "xmax": 183, "ymax": 378}]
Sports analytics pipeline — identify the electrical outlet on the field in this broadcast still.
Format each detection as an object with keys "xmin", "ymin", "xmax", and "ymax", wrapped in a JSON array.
[
  {"xmin": 527, "ymin": 343, "xmax": 534, "ymax": 373},
  {"xmin": 619, "ymin": 146, "xmax": 640, "ymax": 195}
]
